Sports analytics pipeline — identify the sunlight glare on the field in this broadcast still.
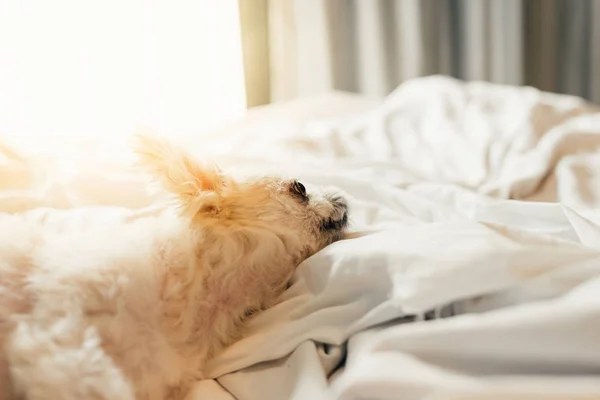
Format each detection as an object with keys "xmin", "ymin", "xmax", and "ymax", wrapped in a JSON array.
[{"xmin": 0, "ymin": 0, "xmax": 247, "ymax": 137}]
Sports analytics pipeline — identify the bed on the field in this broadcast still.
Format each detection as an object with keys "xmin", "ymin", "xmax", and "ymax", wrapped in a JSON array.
[{"xmin": 2, "ymin": 76, "xmax": 600, "ymax": 400}]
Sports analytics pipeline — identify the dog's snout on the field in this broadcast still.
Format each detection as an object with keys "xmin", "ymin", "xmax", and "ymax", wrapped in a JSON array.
[
  {"xmin": 329, "ymin": 195, "xmax": 348, "ymax": 212},
  {"xmin": 320, "ymin": 193, "xmax": 349, "ymax": 232}
]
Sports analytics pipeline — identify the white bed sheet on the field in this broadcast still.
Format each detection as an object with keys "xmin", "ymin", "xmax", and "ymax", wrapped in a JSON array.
[{"xmin": 3, "ymin": 76, "xmax": 600, "ymax": 399}]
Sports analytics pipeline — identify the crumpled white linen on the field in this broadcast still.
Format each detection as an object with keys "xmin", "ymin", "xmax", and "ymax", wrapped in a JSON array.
[{"xmin": 3, "ymin": 76, "xmax": 600, "ymax": 399}]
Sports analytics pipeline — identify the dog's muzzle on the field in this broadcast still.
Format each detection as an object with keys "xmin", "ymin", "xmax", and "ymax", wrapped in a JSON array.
[{"xmin": 320, "ymin": 194, "xmax": 348, "ymax": 232}]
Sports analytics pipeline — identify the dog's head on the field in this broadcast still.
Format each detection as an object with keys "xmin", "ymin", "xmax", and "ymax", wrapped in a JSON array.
[{"xmin": 133, "ymin": 135, "xmax": 348, "ymax": 258}]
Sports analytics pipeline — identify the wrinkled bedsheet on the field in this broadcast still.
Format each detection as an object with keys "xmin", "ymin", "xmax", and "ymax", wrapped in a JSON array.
[{"xmin": 3, "ymin": 76, "xmax": 600, "ymax": 399}]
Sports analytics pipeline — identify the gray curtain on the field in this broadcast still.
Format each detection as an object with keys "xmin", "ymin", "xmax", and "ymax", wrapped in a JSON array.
[{"xmin": 240, "ymin": 0, "xmax": 600, "ymax": 105}]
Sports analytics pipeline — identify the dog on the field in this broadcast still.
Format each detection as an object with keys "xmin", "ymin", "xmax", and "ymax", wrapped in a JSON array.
[{"xmin": 0, "ymin": 135, "xmax": 348, "ymax": 400}]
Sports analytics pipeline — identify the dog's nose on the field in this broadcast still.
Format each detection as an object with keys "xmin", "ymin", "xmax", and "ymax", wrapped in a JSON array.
[
  {"xmin": 338, "ymin": 209, "xmax": 348, "ymax": 229},
  {"xmin": 336, "ymin": 203, "xmax": 348, "ymax": 224},
  {"xmin": 327, "ymin": 195, "xmax": 347, "ymax": 211},
  {"xmin": 326, "ymin": 194, "xmax": 348, "ymax": 229}
]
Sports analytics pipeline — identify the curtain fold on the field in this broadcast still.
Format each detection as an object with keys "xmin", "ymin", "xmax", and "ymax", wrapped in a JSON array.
[
  {"xmin": 593, "ymin": 1, "xmax": 600, "ymax": 103},
  {"xmin": 243, "ymin": 0, "xmax": 600, "ymax": 104}
]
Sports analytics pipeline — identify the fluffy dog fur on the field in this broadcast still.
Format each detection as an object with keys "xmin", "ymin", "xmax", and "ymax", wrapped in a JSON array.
[{"xmin": 0, "ymin": 136, "xmax": 348, "ymax": 400}]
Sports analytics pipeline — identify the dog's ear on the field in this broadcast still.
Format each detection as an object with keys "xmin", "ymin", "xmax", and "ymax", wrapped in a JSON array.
[{"xmin": 132, "ymin": 134, "xmax": 226, "ymax": 217}]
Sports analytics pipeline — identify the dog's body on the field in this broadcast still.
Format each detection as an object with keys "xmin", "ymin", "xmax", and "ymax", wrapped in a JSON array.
[{"xmin": 0, "ymin": 137, "xmax": 348, "ymax": 400}]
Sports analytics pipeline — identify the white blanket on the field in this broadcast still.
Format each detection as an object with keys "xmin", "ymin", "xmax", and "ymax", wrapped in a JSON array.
[{"xmin": 3, "ymin": 76, "xmax": 600, "ymax": 399}]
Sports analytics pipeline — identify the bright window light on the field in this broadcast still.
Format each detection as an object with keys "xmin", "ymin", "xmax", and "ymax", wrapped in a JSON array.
[{"xmin": 0, "ymin": 0, "xmax": 247, "ymax": 137}]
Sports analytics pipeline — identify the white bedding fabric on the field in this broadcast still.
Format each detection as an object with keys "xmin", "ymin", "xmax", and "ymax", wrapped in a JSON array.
[{"xmin": 3, "ymin": 76, "xmax": 600, "ymax": 399}]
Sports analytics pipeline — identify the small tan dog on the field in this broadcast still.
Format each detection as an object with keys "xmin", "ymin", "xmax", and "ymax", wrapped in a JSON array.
[{"xmin": 0, "ymin": 136, "xmax": 348, "ymax": 400}]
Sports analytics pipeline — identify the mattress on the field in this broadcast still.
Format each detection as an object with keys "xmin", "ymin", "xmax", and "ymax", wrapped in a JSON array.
[{"xmin": 3, "ymin": 76, "xmax": 600, "ymax": 400}]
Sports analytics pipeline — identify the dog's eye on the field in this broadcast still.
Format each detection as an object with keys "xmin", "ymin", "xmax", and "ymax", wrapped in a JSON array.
[{"xmin": 290, "ymin": 180, "xmax": 307, "ymax": 198}]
